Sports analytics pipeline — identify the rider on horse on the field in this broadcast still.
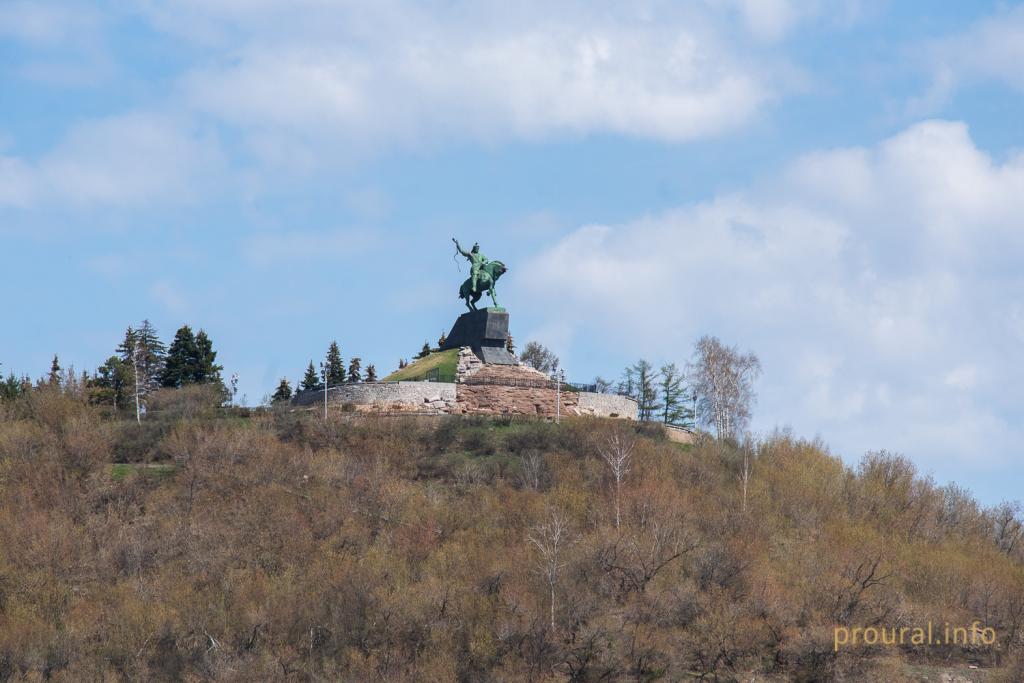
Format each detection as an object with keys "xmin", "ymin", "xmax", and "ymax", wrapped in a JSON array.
[{"xmin": 453, "ymin": 238, "xmax": 488, "ymax": 293}]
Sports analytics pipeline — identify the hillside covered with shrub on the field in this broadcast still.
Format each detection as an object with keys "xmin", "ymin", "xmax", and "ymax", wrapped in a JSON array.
[{"xmin": 0, "ymin": 388, "xmax": 1022, "ymax": 681}]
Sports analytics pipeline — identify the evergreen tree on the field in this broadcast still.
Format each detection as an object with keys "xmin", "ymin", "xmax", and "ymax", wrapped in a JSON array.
[
  {"xmin": 161, "ymin": 326, "xmax": 199, "ymax": 388},
  {"xmin": 93, "ymin": 356, "xmax": 131, "ymax": 411},
  {"xmin": 325, "ymin": 341, "xmax": 345, "ymax": 386},
  {"xmin": 658, "ymin": 362, "xmax": 690, "ymax": 427},
  {"xmin": 505, "ymin": 334, "xmax": 516, "ymax": 354},
  {"xmin": 271, "ymin": 378, "xmax": 293, "ymax": 403},
  {"xmin": 416, "ymin": 342, "xmax": 431, "ymax": 359},
  {"xmin": 618, "ymin": 366, "xmax": 636, "ymax": 399},
  {"xmin": 48, "ymin": 355, "xmax": 62, "ymax": 387},
  {"xmin": 116, "ymin": 326, "xmax": 137, "ymax": 364},
  {"xmin": 398, "ymin": 359, "xmax": 408, "ymax": 369},
  {"xmin": 117, "ymin": 322, "xmax": 166, "ymax": 394},
  {"xmin": 520, "ymin": 342, "xmax": 559, "ymax": 375},
  {"xmin": 301, "ymin": 361, "xmax": 321, "ymax": 392},
  {"xmin": 135, "ymin": 320, "xmax": 166, "ymax": 391},
  {"xmin": 160, "ymin": 325, "xmax": 224, "ymax": 391},
  {"xmin": 365, "ymin": 364, "xmax": 377, "ymax": 382},
  {"xmin": 438, "ymin": 331, "xmax": 447, "ymax": 348},
  {"xmin": 193, "ymin": 330, "xmax": 223, "ymax": 384},
  {"xmin": 1, "ymin": 369, "xmax": 23, "ymax": 401},
  {"xmin": 630, "ymin": 359, "xmax": 659, "ymax": 421},
  {"xmin": 347, "ymin": 357, "xmax": 362, "ymax": 383}
]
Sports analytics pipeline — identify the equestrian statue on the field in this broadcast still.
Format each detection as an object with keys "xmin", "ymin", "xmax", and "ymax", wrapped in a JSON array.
[{"xmin": 453, "ymin": 238, "xmax": 507, "ymax": 311}]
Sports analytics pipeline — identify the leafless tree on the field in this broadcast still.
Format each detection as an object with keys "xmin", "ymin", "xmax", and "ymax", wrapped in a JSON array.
[
  {"xmin": 739, "ymin": 435, "xmax": 755, "ymax": 513},
  {"xmin": 528, "ymin": 509, "xmax": 570, "ymax": 631},
  {"xmin": 519, "ymin": 450, "xmax": 544, "ymax": 491},
  {"xmin": 992, "ymin": 501, "xmax": 1024, "ymax": 556},
  {"xmin": 687, "ymin": 335, "xmax": 761, "ymax": 440},
  {"xmin": 598, "ymin": 431, "xmax": 635, "ymax": 529}
]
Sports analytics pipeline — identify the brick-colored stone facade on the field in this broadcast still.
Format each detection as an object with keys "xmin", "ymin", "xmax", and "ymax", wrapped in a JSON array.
[
  {"xmin": 453, "ymin": 382, "xmax": 581, "ymax": 416},
  {"xmin": 293, "ymin": 347, "xmax": 638, "ymax": 420}
]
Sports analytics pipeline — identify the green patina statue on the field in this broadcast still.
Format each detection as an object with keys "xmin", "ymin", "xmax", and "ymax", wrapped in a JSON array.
[{"xmin": 453, "ymin": 238, "xmax": 507, "ymax": 311}]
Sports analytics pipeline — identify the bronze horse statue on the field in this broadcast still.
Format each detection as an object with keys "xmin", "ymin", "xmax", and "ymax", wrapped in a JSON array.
[{"xmin": 459, "ymin": 260, "xmax": 507, "ymax": 311}]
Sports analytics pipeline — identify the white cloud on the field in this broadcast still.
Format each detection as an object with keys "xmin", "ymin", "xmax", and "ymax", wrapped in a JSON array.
[
  {"xmin": 0, "ymin": 2, "xmax": 99, "ymax": 45},
  {"xmin": 150, "ymin": 280, "xmax": 189, "ymax": 315},
  {"xmin": 725, "ymin": 0, "xmax": 869, "ymax": 41},
  {"xmin": 0, "ymin": 112, "xmax": 224, "ymax": 208},
  {"xmin": 0, "ymin": 156, "xmax": 36, "ymax": 207},
  {"xmin": 731, "ymin": 0, "xmax": 804, "ymax": 41},
  {"xmin": 912, "ymin": 5, "xmax": 1024, "ymax": 112},
  {"xmin": 130, "ymin": 1, "xmax": 795, "ymax": 165},
  {"xmin": 520, "ymin": 120, "xmax": 1024, "ymax": 472}
]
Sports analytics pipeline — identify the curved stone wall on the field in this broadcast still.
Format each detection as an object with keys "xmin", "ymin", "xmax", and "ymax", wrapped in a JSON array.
[
  {"xmin": 293, "ymin": 382, "xmax": 456, "ymax": 412},
  {"xmin": 577, "ymin": 392, "xmax": 639, "ymax": 419},
  {"xmin": 292, "ymin": 381, "xmax": 637, "ymax": 420}
]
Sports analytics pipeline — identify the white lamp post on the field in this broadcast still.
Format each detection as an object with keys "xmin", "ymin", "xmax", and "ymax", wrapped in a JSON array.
[{"xmin": 319, "ymin": 362, "xmax": 328, "ymax": 420}]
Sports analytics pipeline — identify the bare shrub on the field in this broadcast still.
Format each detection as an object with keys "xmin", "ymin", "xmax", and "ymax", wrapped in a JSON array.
[{"xmin": 147, "ymin": 385, "xmax": 224, "ymax": 420}]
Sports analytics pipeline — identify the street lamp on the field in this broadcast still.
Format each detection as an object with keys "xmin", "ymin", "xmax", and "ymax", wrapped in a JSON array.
[
  {"xmin": 555, "ymin": 368, "xmax": 565, "ymax": 424},
  {"xmin": 319, "ymin": 361, "xmax": 328, "ymax": 420}
]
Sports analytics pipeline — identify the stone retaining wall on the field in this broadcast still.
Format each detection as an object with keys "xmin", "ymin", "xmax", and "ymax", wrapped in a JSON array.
[
  {"xmin": 291, "ymin": 378, "xmax": 638, "ymax": 421},
  {"xmin": 293, "ymin": 382, "xmax": 456, "ymax": 412},
  {"xmin": 453, "ymin": 383, "xmax": 580, "ymax": 416},
  {"xmin": 577, "ymin": 392, "xmax": 639, "ymax": 419}
]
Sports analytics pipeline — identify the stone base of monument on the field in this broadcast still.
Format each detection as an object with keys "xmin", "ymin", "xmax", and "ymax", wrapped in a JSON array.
[{"xmin": 441, "ymin": 307, "xmax": 517, "ymax": 365}]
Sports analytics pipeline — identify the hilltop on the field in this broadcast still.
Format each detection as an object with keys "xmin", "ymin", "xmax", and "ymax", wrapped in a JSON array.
[
  {"xmin": 382, "ymin": 348, "xmax": 460, "ymax": 382},
  {"xmin": 0, "ymin": 389, "xmax": 1021, "ymax": 681}
]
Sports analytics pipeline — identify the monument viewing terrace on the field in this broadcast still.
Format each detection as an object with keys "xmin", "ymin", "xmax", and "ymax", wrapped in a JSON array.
[{"xmin": 291, "ymin": 237, "xmax": 639, "ymax": 421}]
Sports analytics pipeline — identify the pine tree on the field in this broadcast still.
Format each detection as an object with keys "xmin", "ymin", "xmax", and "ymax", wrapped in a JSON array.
[
  {"xmin": 416, "ymin": 342, "xmax": 431, "ymax": 359},
  {"xmin": 658, "ymin": 362, "xmax": 690, "ymax": 426},
  {"xmin": 506, "ymin": 334, "xmax": 516, "ymax": 354},
  {"xmin": 93, "ymin": 356, "xmax": 131, "ymax": 411},
  {"xmin": 630, "ymin": 360, "xmax": 659, "ymax": 421},
  {"xmin": 135, "ymin": 320, "xmax": 166, "ymax": 392},
  {"xmin": 116, "ymin": 326, "xmax": 137, "ymax": 364},
  {"xmin": 1, "ymin": 372, "xmax": 21, "ymax": 401},
  {"xmin": 117, "ymin": 322, "xmax": 166, "ymax": 394},
  {"xmin": 347, "ymin": 357, "xmax": 362, "ymax": 383},
  {"xmin": 271, "ymin": 378, "xmax": 293, "ymax": 403},
  {"xmin": 618, "ymin": 366, "xmax": 636, "ymax": 399},
  {"xmin": 160, "ymin": 325, "xmax": 224, "ymax": 391},
  {"xmin": 438, "ymin": 331, "xmax": 447, "ymax": 348},
  {"xmin": 398, "ymin": 359, "xmax": 408, "ymax": 369},
  {"xmin": 193, "ymin": 330, "xmax": 223, "ymax": 384},
  {"xmin": 325, "ymin": 341, "xmax": 345, "ymax": 386},
  {"xmin": 301, "ymin": 361, "xmax": 321, "ymax": 392},
  {"xmin": 48, "ymin": 355, "xmax": 62, "ymax": 387},
  {"xmin": 520, "ymin": 342, "xmax": 559, "ymax": 375},
  {"xmin": 161, "ymin": 326, "xmax": 198, "ymax": 388},
  {"xmin": 365, "ymin": 364, "xmax": 377, "ymax": 382}
]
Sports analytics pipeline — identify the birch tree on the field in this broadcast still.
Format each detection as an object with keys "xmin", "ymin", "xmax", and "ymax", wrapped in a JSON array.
[
  {"xmin": 528, "ymin": 509, "xmax": 570, "ymax": 631},
  {"xmin": 598, "ymin": 431, "xmax": 635, "ymax": 529},
  {"xmin": 687, "ymin": 336, "xmax": 761, "ymax": 440}
]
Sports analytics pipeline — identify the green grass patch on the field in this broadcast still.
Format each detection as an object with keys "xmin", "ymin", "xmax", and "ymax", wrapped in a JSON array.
[
  {"xmin": 382, "ymin": 348, "xmax": 460, "ymax": 382},
  {"xmin": 110, "ymin": 463, "xmax": 177, "ymax": 481}
]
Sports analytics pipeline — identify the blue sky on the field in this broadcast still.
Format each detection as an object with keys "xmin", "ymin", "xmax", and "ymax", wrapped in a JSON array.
[{"xmin": 2, "ymin": 1, "xmax": 1023, "ymax": 504}]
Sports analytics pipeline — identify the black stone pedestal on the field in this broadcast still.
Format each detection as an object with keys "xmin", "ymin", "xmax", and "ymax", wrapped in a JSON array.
[{"xmin": 441, "ymin": 308, "xmax": 517, "ymax": 365}]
